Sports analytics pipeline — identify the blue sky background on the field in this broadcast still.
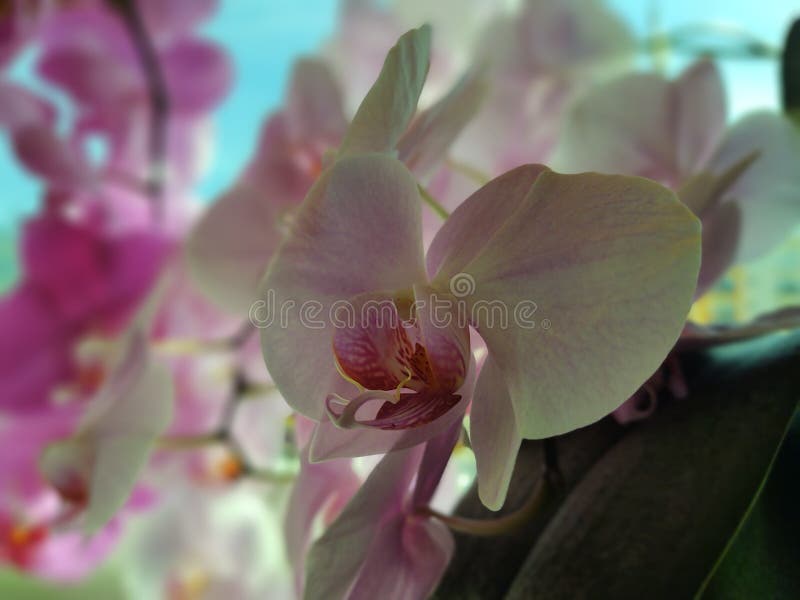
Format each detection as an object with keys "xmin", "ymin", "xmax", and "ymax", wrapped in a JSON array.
[{"xmin": 1, "ymin": 0, "xmax": 798, "ymax": 286}]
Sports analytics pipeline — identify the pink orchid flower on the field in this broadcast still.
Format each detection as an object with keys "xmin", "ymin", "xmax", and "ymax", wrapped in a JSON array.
[
  {"xmin": 303, "ymin": 423, "xmax": 461, "ymax": 599},
  {"xmin": 188, "ymin": 25, "xmax": 485, "ymax": 315},
  {"xmin": 260, "ymin": 150, "xmax": 700, "ymax": 509},
  {"xmin": 450, "ymin": 0, "xmax": 634, "ymax": 176},
  {"xmin": 553, "ymin": 59, "xmax": 800, "ymax": 296},
  {"xmin": 40, "ymin": 329, "xmax": 174, "ymax": 533}
]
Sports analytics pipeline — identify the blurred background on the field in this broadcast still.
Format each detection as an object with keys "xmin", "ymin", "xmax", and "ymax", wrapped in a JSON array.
[{"xmin": 1, "ymin": 0, "xmax": 798, "ymax": 597}]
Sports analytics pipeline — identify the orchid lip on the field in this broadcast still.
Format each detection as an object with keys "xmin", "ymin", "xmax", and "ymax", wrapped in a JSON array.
[{"xmin": 325, "ymin": 389, "xmax": 462, "ymax": 431}]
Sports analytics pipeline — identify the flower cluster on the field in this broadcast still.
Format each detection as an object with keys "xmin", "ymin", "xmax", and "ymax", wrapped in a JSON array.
[{"xmin": 1, "ymin": 1, "xmax": 799, "ymax": 599}]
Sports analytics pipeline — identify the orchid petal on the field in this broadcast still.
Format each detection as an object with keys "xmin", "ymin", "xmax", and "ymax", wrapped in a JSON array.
[
  {"xmin": 162, "ymin": 37, "xmax": 232, "ymax": 116},
  {"xmin": 675, "ymin": 59, "xmax": 726, "ymax": 174},
  {"xmin": 309, "ymin": 357, "xmax": 474, "ymax": 462},
  {"xmin": 426, "ymin": 164, "xmax": 548, "ymax": 280},
  {"xmin": 284, "ymin": 447, "xmax": 359, "ymax": 595},
  {"xmin": 303, "ymin": 447, "xmax": 422, "ymax": 599},
  {"xmin": 186, "ymin": 182, "xmax": 295, "ymax": 314},
  {"xmin": 695, "ymin": 202, "xmax": 742, "ymax": 297},
  {"xmin": 260, "ymin": 154, "xmax": 426, "ymax": 418},
  {"xmin": 345, "ymin": 515, "xmax": 453, "ymax": 600},
  {"xmin": 285, "ymin": 58, "xmax": 348, "ymax": 144},
  {"xmin": 551, "ymin": 73, "xmax": 678, "ymax": 183},
  {"xmin": 412, "ymin": 420, "xmax": 462, "ymax": 507},
  {"xmin": 42, "ymin": 332, "xmax": 174, "ymax": 533},
  {"xmin": 707, "ymin": 111, "xmax": 800, "ymax": 261},
  {"xmin": 397, "ymin": 67, "xmax": 487, "ymax": 179},
  {"xmin": 338, "ymin": 25, "xmax": 431, "ymax": 157},
  {"xmin": 469, "ymin": 357, "xmax": 521, "ymax": 510},
  {"xmin": 432, "ymin": 170, "xmax": 701, "ymax": 439},
  {"xmin": 0, "ymin": 82, "xmax": 55, "ymax": 131},
  {"xmin": 12, "ymin": 125, "xmax": 90, "ymax": 189}
]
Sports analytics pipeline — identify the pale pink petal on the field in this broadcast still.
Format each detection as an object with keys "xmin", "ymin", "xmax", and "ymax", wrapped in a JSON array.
[
  {"xmin": 259, "ymin": 154, "xmax": 426, "ymax": 418},
  {"xmin": 431, "ymin": 170, "xmax": 701, "ymax": 439},
  {"xmin": 695, "ymin": 202, "xmax": 741, "ymax": 297},
  {"xmin": 338, "ymin": 25, "xmax": 431, "ymax": 156},
  {"xmin": 303, "ymin": 446, "xmax": 422, "ymax": 599},
  {"xmin": 674, "ymin": 59, "xmax": 726, "ymax": 174},
  {"xmin": 285, "ymin": 58, "xmax": 348, "ymax": 144},
  {"xmin": 707, "ymin": 111, "xmax": 800, "ymax": 261},
  {"xmin": 186, "ymin": 182, "xmax": 297, "ymax": 315},
  {"xmin": 346, "ymin": 515, "xmax": 453, "ymax": 600},
  {"xmin": 426, "ymin": 164, "xmax": 548, "ymax": 280},
  {"xmin": 41, "ymin": 332, "xmax": 174, "ymax": 533},
  {"xmin": 552, "ymin": 73, "xmax": 679, "ymax": 185},
  {"xmin": 411, "ymin": 421, "xmax": 461, "ymax": 507},
  {"xmin": 284, "ymin": 448, "xmax": 360, "ymax": 595},
  {"xmin": 396, "ymin": 67, "xmax": 487, "ymax": 179},
  {"xmin": 469, "ymin": 357, "xmax": 521, "ymax": 510}
]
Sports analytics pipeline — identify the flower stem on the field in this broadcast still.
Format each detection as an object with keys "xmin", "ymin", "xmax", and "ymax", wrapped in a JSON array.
[
  {"xmin": 158, "ymin": 432, "xmax": 225, "ymax": 450},
  {"xmin": 419, "ymin": 475, "xmax": 550, "ymax": 536},
  {"xmin": 445, "ymin": 158, "xmax": 490, "ymax": 186},
  {"xmin": 417, "ymin": 184, "xmax": 450, "ymax": 220}
]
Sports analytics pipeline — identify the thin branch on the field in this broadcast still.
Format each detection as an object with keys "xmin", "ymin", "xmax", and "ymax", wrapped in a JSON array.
[{"xmin": 107, "ymin": 0, "xmax": 169, "ymax": 213}]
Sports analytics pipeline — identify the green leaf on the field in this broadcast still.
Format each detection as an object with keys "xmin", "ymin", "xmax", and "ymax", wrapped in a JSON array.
[
  {"xmin": 437, "ymin": 331, "xmax": 800, "ymax": 599},
  {"xmin": 782, "ymin": 17, "xmax": 800, "ymax": 118},
  {"xmin": 0, "ymin": 566, "xmax": 126, "ymax": 600},
  {"xmin": 700, "ymin": 415, "xmax": 800, "ymax": 598}
]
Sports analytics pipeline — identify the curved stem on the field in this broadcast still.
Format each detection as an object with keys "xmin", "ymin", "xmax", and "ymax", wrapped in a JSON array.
[
  {"xmin": 418, "ymin": 475, "xmax": 550, "ymax": 537},
  {"xmin": 158, "ymin": 431, "xmax": 225, "ymax": 450},
  {"xmin": 418, "ymin": 184, "xmax": 450, "ymax": 220},
  {"xmin": 108, "ymin": 0, "xmax": 169, "ymax": 211},
  {"xmin": 445, "ymin": 158, "xmax": 491, "ymax": 186}
]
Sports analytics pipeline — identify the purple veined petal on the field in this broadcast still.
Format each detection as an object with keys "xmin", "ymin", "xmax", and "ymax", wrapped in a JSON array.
[
  {"xmin": 41, "ymin": 331, "xmax": 175, "ymax": 533},
  {"xmin": 259, "ymin": 154, "xmax": 426, "ymax": 419},
  {"xmin": 303, "ymin": 446, "xmax": 422, "ymax": 600},
  {"xmin": 338, "ymin": 25, "xmax": 431, "ymax": 157},
  {"xmin": 396, "ymin": 66, "xmax": 487, "ymax": 180},
  {"xmin": 706, "ymin": 111, "xmax": 800, "ymax": 261},
  {"xmin": 284, "ymin": 446, "xmax": 360, "ymax": 596},
  {"xmin": 285, "ymin": 58, "xmax": 348, "ymax": 146},
  {"xmin": 309, "ymin": 356, "xmax": 475, "ymax": 462},
  {"xmin": 674, "ymin": 59, "xmax": 727, "ymax": 174},
  {"xmin": 551, "ymin": 72, "xmax": 679, "ymax": 185},
  {"xmin": 12, "ymin": 125, "xmax": 91, "ymax": 189},
  {"xmin": 469, "ymin": 356, "xmax": 522, "ymax": 510},
  {"xmin": 432, "ymin": 169, "xmax": 701, "ymax": 439},
  {"xmin": 426, "ymin": 164, "xmax": 548, "ymax": 280},
  {"xmin": 161, "ymin": 37, "xmax": 232, "ymax": 116},
  {"xmin": 0, "ymin": 82, "xmax": 55, "ymax": 131}
]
